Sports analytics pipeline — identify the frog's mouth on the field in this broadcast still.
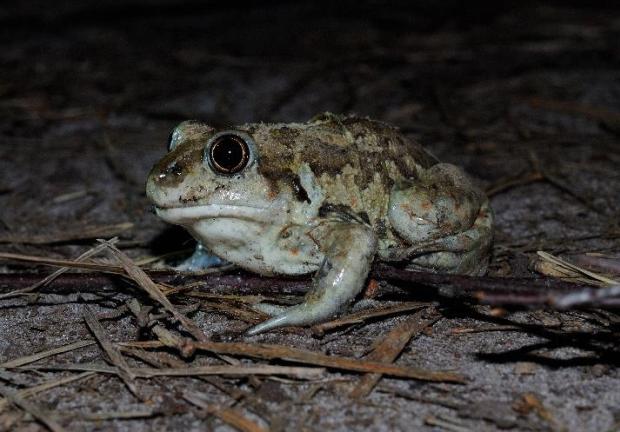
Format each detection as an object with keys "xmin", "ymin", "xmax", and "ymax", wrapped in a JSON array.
[{"xmin": 155, "ymin": 204, "xmax": 273, "ymax": 225}]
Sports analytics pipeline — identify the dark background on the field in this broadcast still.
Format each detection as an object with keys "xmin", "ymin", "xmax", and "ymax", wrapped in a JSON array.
[{"xmin": 1, "ymin": 1, "xmax": 619, "ymax": 431}]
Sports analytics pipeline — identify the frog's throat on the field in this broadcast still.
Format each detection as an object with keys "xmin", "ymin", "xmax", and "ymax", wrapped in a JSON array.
[{"xmin": 155, "ymin": 204, "xmax": 273, "ymax": 225}]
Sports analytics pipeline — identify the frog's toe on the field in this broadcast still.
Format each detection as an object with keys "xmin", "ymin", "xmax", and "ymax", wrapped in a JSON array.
[
  {"xmin": 175, "ymin": 243, "xmax": 227, "ymax": 272},
  {"xmin": 246, "ymin": 315, "xmax": 290, "ymax": 336},
  {"xmin": 246, "ymin": 304, "xmax": 324, "ymax": 335}
]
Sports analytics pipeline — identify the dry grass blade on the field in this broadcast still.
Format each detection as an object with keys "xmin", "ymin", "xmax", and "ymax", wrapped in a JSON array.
[
  {"xmin": 0, "ymin": 372, "xmax": 95, "ymax": 412},
  {"xmin": 101, "ymin": 241, "xmax": 208, "ymax": 342},
  {"xmin": 126, "ymin": 299, "xmax": 196, "ymax": 358},
  {"xmin": 202, "ymin": 300, "xmax": 268, "ymax": 324},
  {"xmin": 536, "ymin": 251, "xmax": 619, "ymax": 286},
  {"xmin": 79, "ymin": 410, "xmax": 157, "ymax": 421},
  {"xmin": 118, "ymin": 340, "xmax": 463, "ymax": 382},
  {"xmin": 83, "ymin": 307, "xmax": 138, "ymax": 396},
  {"xmin": 132, "ymin": 365, "xmax": 323, "ymax": 379},
  {"xmin": 16, "ymin": 363, "xmax": 118, "ymax": 374},
  {"xmin": 0, "ymin": 384, "xmax": 66, "ymax": 432},
  {"xmin": 0, "ymin": 222, "xmax": 133, "ymax": 245},
  {"xmin": 184, "ymin": 391, "xmax": 267, "ymax": 432},
  {"xmin": 0, "ymin": 340, "xmax": 95, "ymax": 368},
  {"xmin": 185, "ymin": 341, "xmax": 463, "ymax": 383},
  {"xmin": 0, "ymin": 252, "xmax": 124, "ymax": 273},
  {"xmin": 0, "ymin": 239, "xmax": 118, "ymax": 300},
  {"xmin": 450, "ymin": 325, "xmax": 522, "ymax": 334},
  {"xmin": 349, "ymin": 308, "xmax": 440, "ymax": 398},
  {"xmin": 425, "ymin": 415, "xmax": 473, "ymax": 432},
  {"xmin": 17, "ymin": 362, "xmax": 322, "ymax": 379},
  {"xmin": 311, "ymin": 302, "xmax": 430, "ymax": 335}
]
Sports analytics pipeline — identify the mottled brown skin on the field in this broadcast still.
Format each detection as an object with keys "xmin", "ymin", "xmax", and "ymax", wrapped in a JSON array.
[{"xmin": 244, "ymin": 113, "xmax": 437, "ymax": 187}]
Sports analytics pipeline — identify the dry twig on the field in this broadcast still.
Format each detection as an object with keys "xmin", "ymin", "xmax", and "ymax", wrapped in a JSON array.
[
  {"xmin": 4, "ymin": 249, "xmax": 620, "ymax": 310},
  {"xmin": 184, "ymin": 391, "xmax": 268, "ymax": 432},
  {"xmin": 0, "ymin": 340, "xmax": 95, "ymax": 368},
  {"xmin": 83, "ymin": 307, "xmax": 138, "ymax": 397},
  {"xmin": 0, "ymin": 239, "xmax": 118, "ymax": 300},
  {"xmin": 101, "ymin": 240, "xmax": 208, "ymax": 342},
  {"xmin": 120, "ymin": 340, "xmax": 464, "ymax": 383},
  {"xmin": 0, "ymin": 222, "xmax": 132, "ymax": 245},
  {"xmin": 312, "ymin": 302, "xmax": 431, "ymax": 336},
  {"xmin": 0, "ymin": 385, "xmax": 66, "ymax": 432},
  {"xmin": 0, "ymin": 372, "xmax": 95, "ymax": 412},
  {"xmin": 349, "ymin": 308, "xmax": 441, "ymax": 398}
]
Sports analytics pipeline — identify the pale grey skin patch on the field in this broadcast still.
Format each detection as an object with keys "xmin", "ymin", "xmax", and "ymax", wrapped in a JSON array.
[{"xmin": 146, "ymin": 114, "xmax": 494, "ymax": 334}]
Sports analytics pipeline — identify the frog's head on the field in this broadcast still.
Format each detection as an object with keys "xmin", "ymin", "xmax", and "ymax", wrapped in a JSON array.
[{"xmin": 146, "ymin": 121, "xmax": 289, "ymax": 230}]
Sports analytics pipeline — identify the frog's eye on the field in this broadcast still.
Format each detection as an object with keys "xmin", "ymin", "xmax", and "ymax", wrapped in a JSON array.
[{"xmin": 207, "ymin": 133, "xmax": 251, "ymax": 175}]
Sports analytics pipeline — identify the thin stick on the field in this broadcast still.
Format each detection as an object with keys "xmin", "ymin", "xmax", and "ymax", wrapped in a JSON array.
[
  {"xmin": 349, "ymin": 308, "xmax": 440, "ymax": 398},
  {"xmin": 117, "ymin": 339, "xmax": 462, "ymax": 382},
  {"xmin": 0, "ymin": 385, "xmax": 66, "ymax": 432},
  {"xmin": 0, "ymin": 372, "xmax": 95, "ymax": 411},
  {"xmin": 132, "ymin": 365, "xmax": 323, "ymax": 379},
  {"xmin": 79, "ymin": 410, "xmax": 157, "ymax": 421},
  {"xmin": 16, "ymin": 363, "xmax": 118, "ymax": 374},
  {"xmin": 83, "ymin": 307, "xmax": 138, "ymax": 397},
  {"xmin": 0, "ymin": 239, "xmax": 118, "ymax": 300},
  {"xmin": 144, "ymin": 340, "xmax": 464, "ymax": 383},
  {"xmin": 16, "ymin": 363, "xmax": 323, "ymax": 379},
  {"xmin": 0, "ymin": 340, "xmax": 95, "ymax": 368},
  {"xmin": 312, "ymin": 302, "xmax": 430, "ymax": 335},
  {"xmin": 184, "ymin": 392, "xmax": 268, "ymax": 432},
  {"xmin": 0, "ymin": 252, "xmax": 124, "ymax": 274},
  {"xmin": 101, "ymin": 241, "xmax": 208, "ymax": 342},
  {"xmin": 0, "ymin": 222, "xmax": 133, "ymax": 245},
  {"xmin": 4, "ymin": 252, "xmax": 618, "ymax": 309}
]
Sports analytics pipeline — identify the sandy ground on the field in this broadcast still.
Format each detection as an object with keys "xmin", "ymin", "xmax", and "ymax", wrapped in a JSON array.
[{"xmin": 1, "ymin": 2, "xmax": 619, "ymax": 431}]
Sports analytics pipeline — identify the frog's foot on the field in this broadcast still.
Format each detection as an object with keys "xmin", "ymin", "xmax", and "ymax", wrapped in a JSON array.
[
  {"xmin": 175, "ymin": 243, "xmax": 228, "ymax": 272},
  {"xmin": 246, "ymin": 221, "xmax": 377, "ymax": 335},
  {"xmin": 383, "ymin": 199, "xmax": 493, "ymax": 275}
]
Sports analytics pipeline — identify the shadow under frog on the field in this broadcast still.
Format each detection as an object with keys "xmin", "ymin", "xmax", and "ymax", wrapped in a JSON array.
[{"xmin": 146, "ymin": 113, "xmax": 493, "ymax": 335}]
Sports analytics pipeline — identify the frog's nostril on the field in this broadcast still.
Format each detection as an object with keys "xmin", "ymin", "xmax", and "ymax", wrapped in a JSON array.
[{"xmin": 157, "ymin": 162, "xmax": 184, "ymax": 183}]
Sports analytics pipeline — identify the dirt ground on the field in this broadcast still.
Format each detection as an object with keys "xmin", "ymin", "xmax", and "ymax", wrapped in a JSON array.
[{"xmin": 1, "ymin": 2, "xmax": 620, "ymax": 431}]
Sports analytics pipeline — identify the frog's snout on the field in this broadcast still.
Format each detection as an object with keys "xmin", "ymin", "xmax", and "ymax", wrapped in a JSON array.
[{"xmin": 146, "ymin": 164, "xmax": 181, "ymax": 209}]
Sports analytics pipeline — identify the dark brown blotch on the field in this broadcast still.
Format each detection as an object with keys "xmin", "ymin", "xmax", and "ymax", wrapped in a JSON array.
[{"xmin": 150, "ymin": 140, "xmax": 203, "ymax": 188}]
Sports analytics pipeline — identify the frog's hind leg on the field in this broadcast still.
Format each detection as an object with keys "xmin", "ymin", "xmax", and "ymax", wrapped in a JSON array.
[
  {"xmin": 398, "ymin": 201, "xmax": 493, "ymax": 275},
  {"xmin": 246, "ymin": 221, "xmax": 377, "ymax": 335},
  {"xmin": 386, "ymin": 163, "xmax": 493, "ymax": 276},
  {"xmin": 175, "ymin": 242, "xmax": 228, "ymax": 272}
]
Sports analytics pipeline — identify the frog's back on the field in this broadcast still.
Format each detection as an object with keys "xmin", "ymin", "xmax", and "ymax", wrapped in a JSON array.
[
  {"xmin": 241, "ymin": 114, "xmax": 437, "ymax": 232},
  {"xmin": 248, "ymin": 113, "xmax": 435, "ymax": 184}
]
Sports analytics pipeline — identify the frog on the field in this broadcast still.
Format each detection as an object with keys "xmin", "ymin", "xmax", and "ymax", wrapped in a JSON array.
[{"xmin": 146, "ymin": 113, "xmax": 493, "ymax": 335}]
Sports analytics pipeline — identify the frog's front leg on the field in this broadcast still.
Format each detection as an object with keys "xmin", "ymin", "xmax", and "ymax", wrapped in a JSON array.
[
  {"xmin": 175, "ymin": 242, "xmax": 227, "ymax": 272},
  {"xmin": 246, "ymin": 221, "xmax": 377, "ymax": 335}
]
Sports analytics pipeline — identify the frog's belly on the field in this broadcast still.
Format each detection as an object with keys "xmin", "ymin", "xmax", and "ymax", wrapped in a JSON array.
[{"xmin": 190, "ymin": 219, "xmax": 323, "ymax": 276}]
